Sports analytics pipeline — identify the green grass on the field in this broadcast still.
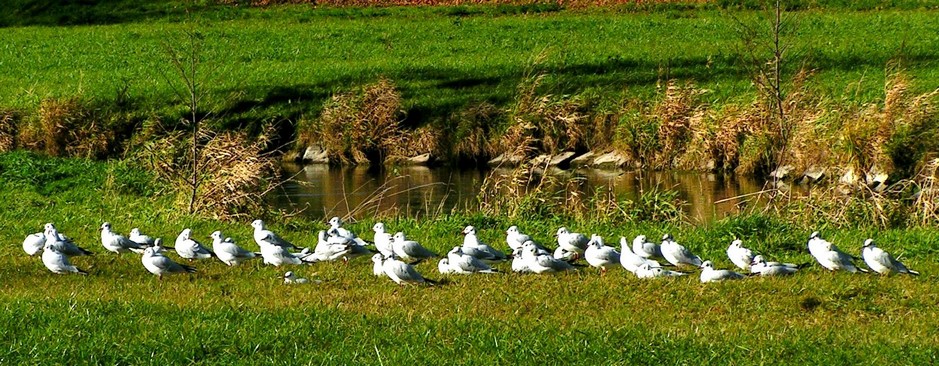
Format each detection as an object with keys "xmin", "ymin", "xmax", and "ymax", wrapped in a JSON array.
[
  {"xmin": 2, "ymin": 3, "xmax": 939, "ymax": 133},
  {"xmin": 2, "ymin": 152, "xmax": 939, "ymax": 363}
]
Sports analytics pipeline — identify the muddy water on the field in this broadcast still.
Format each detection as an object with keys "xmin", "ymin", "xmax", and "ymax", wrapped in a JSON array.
[{"xmin": 272, "ymin": 163, "xmax": 784, "ymax": 223}]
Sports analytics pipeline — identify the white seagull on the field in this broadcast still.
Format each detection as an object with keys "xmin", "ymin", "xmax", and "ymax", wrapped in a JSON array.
[
  {"xmin": 175, "ymin": 228, "xmax": 215, "ymax": 261},
  {"xmin": 141, "ymin": 243, "xmax": 196, "ymax": 279},
  {"xmin": 129, "ymin": 228, "xmax": 157, "ymax": 247},
  {"xmin": 23, "ymin": 231, "xmax": 45, "ymax": 256},
  {"xmin": 327, "ymin": 216, "xmax": 369, "ymax": 246},
  {"xmin": 584, "ymin": 235, "xmax": 621, "ymax": 273},
  {"xmin": 750, "ymin": 255, "xmax": 799, "ymax": 276},
  {"xmin": 635, "ymin": 263, "xmax": 686, "ymax": 279},
  {"xmin": 810, "ymin": 234, "xmax": 867, "ymax": 273},
  {"xmin": 631, "ymin": 234, "xmax": 662, "ymax": 259},
  {"xmin": 619, "ymin": 237, "xmax": 662, "ymax": 273},
  {"xmin": 251, "ymin": 219, "xmax": 301, "ymax": 250},
  {"xmin": 511, "ymin": 247, "xmax": 533, "ymax": 273},
  {"xmin": 100, "ymin": 222, "xmax": 149, "ymax": 254},
  {"xmin": 44, "ymin": 225, "xmax": 93, "ymax": 257},
  {"xmin": 523, "ymin": 243, "xmax": 575, "ymax": 274},
  {"xmin": 392, "ymin": 231, "xmax": 438, "ymax": 263},
  {"xmin": 437, "ymin": 258, "xmax": 458, "ymax": 275},
  {"xmin": 461, "ymin": 226, "xmax": 507, "ymax": 263},
  {"xmin": 372, "ymin": 222, "xmax": 394, "ymax": 257},
  {"xmin": 556, "ymin": 227, "xmax": 588, "ymax": 258},
  {"xmin": 862, "ymin": 239, "xmax": 919, "ymax": 276},
  {"xmin": 660, "ymin": 234, "xmax": 703, "ymax": 267},
  {"xmin": 372, "ymin": 254, "xmax": 388, "ymax": 277},
  {"xmin": 251, "ymin": 220, "xmax": 308, "ymax": 266},
  {"xmin": 726, "ymin": 239, "xmax": 755, "ymax": 271},
  {"xmin": 381, "ymin": 254, "xmax": 436, "ymax": 285},
  {"xmin": 283, "ymin": 271, "xmax": 311, "ymax": 284},
  {"xmin": 506, "ymin": 226, "xmax": 533, "ymax": 251},
  {"xmin": 700, "ymin": 261, "xmax": 745, "ymax": 283},
  {"xmin": 211, "ymin": 231, "xmax": 257, "ymax": 266},
  {"xmin": 41, "ymin": 243, "xmax": 88, "ymax": 275},
  {"xmin": 446, "ymin": 246, "xmax": 498, "ymax": 274}
]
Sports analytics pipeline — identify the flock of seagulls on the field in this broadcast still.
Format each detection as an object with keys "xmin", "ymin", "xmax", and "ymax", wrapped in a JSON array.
[{"xmin": 22, "ymin": 219, "xmax": 921, "ymax": 284}]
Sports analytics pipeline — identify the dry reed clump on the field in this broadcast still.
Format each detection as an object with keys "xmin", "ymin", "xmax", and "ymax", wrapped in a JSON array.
[
  {"xmin": 0, "ymin": 110, "xmax": 17, "ymax": 152},
  {"xmin": 909, "ymin": 158, "xmax": 939, "ymax": 226},
  {"xmin": 452, "ymin": 102, "xmax": 500, "ymax": 162},
  {"xmin": 651, "ymin": 80, "xmax": 707, "ymax": 169},
  {"xmin": 495, "ymin": 73, "xmax": 592, "ymax": 159},
  {"xmin": 309, "ymin": 78, "xmax": 403, "ymax": 165},
  {"xmin": 386, "ymin": 125, "xmax": 443, "ymax": 161},
  {"xmin": 19, "ymin": 97, "xmax": 113, "ymax": 159},
  {"xmin": 133, "ymin": 126, "xmax": 279, "ymax": 219}
]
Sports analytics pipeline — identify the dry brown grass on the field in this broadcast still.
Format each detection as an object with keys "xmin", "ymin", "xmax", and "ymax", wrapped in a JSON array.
[
  {"xmin": 0, "ymin": 110, "xmax": 16, "ymax": 152},
  {"xmin": 651, "ymin": 80, "xmax": 706, "ymax": 169},
  {"xmin": 452, "ymin": 102, "xmax": 500, "ymax": 162},
  {"xmin": 18, "ymin": 97, "xmax": 113, "ymax": 159},
  {"xmin": 302, "ymin": 78, "xmax": 403, "ymax": 165},
  {"xmin": 134, "ymin": 125, "xmax": 279, "ymax": 219}
]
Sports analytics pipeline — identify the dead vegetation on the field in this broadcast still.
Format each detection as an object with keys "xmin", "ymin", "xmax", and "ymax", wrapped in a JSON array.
[{"xmin": 18, "ymin": 97, "xmax": 113, "ymax": 159}]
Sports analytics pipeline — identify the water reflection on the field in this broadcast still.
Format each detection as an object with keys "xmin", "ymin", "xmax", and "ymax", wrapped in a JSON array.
[{"xmin": 272, "ymin": 164, "xmax": 775, "ymax": 222}]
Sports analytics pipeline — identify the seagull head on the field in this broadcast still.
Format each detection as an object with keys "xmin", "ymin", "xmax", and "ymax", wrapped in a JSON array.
[
  {"xmin": 210, "ymin": 231, "xmax": 223, "ymax": 241},
  {"xmin": 555, "ymin": 227, "xmax": 568, "ymax": 237},
  {"xmin": 44, "ymin": 223, "xmax": 56, "ymax": 231},
  {"xmin": 731, "ymin": 239, "xmax": 743, "ymax": 248},
  {"xmin": 633, "ymin": 235, "xmax": 647, "ymax": 244},
  {"xmin": 43, "ymin": 242, "xmax": 58, "ymax": 253},
  {"xmin": 506, "ymin": 226, "xmax": 519, "ymax": 235},
  {"xmin": 179, "ymin": 228, "xmax": 192, "ymax": 240},
  {"xmin": 461, "ymin": 226, "xmax": 475, "ymax": 236},
  {"xmin": 153, "ymin": 238, "xmax": 163, "ymax": 249},
  {"xmin": 862, "ymin": 238, "xmax": 875, "ymax": 248},
  {"xmin": 101, "ymin": 222, "xmax": 111, "ymax": 231},
  {"xmin": 751, "ymin": 255, "xmax": 765, "ymax": 266},
  {"xmin": 809, "ymin": 231, "xmax": 820, "ymax": 240},
  {"xmin": 662, "ymin": 233, "xmax": 673, "ymax": 241},
  {"xmin": 700, "ymin": 260, "xmax": 714, "ymax": 269},
  {"xmin": 142, "ymin": 246, "xmax": 156, "ymax": 256},
  {"xmin": 393, "ymin": 232, "xmax": 406, "ymax": 241},
  {"xmin": 328, "ymin": 217, "xmax": 342, "ymax": 228},
  {"xmin": 449, "ymin": 246, "xmax": 463, "ymax": 256},
  {"xmin": 371, "ymin": 253, "xmax": 384, "ymax": 263},
  {"xmin": 251, "ymin": 219, "xmax": 264, "ymax": 230},
  {"xmin": 130, "ymin": 228, "xmax": 141, "ymax": 237},
  {"xmin": 373, "ymin": 222, "xmax": 385, "ymax": 233},
  {"xmin": 284, "ymin": 271, "xmax": 295, "ymax": 279}
]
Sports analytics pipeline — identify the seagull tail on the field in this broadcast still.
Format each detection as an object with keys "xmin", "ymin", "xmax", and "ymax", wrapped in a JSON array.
[
  {"xmin": 409, "ymin": 258, "xmax": 426, "ymax": 266},
  {"xmin": 80, "ymin": 247, "xmax": 95, "ymax": 256},
  {"xmin": 907, "ymin": 269, "xmax": 921, "ymax": 276},
  {"xmin": 796, "ymin": 262, "xmax": 812, "ymax": 269},
  {"xmin": 182, "ymin": 264, "xmax": 197, "ymax": 273},
  {"xmin": 77, "ymin": 268, "xmax": 89, "ymax": 275},
  {"xmin": 423, "ymin": 277, "xmax": 439, "ymax": 286}
]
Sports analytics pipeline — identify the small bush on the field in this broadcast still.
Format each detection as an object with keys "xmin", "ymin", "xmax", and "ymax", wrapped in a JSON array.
[{"xmin": 0, "ymin": 110, "xmax": 17, "ymax": 152}]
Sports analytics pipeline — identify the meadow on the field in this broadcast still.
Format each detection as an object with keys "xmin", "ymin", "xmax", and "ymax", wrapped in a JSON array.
[{"xmin": 2, "ymin": 151, "xmax": 939, "ymax": 364}]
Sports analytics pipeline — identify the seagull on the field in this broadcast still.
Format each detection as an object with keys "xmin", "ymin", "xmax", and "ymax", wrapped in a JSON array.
[
  {"xmin": 584, "ymin": 235, "xmax": 621, "ymax": 273},
  {"xmin": 211, "ymin": 231, "xmax": 257, "ymax": 266},
  {"xmin": 23, "ymin": 231, "xmax": 45, "ymax": 256},
  {"xmin": 372, "ymin": 222, "xmax": 394, "ymax": 257},
  {"xmin": 461, "ymin": 226, "xmax": 508, "ymax": 263},
  {"xmin": 307, "ymin": 230, "xmax": 352, "ymax": 262},
  {"xmin": 283, "ymin": 271, "xmax": 311, "ymax": 284},
  {"xmin": 141, "ymin": 242, "xmax": 196, "ymax": 279},
  {"xmin": 506, "ymin": 226, "xmax": 533, "ymax": 251},
  {"xmin": 619, "ymin": 237, "xmax": 662, "ymax": 273},
  {"xmin": 635, "ymin": 263, "xmax": 686, "ymax": 279},
  {"xmin": 862, "ymin": 239, "xmax": 919, "ymax": 276},
  {"xmin": 631, "ymin": 234, "xmax": 662, "ymax": 259},
  {"xmin": 523, "ymin": 243, "xmax": 575, "ymax": 274},
  {"xmin": 437, "ymin": 258, "xmax": 458, "ymax": 274},
  {"xmin": 44, "ymin": 225, "xmax": 93, "ymax": 257},
  {"xmin": 391, "ymin": 231, "xmax": 438, "ymax": 263},
  {"xmin": 381, "ymin": 254, "xmax": 436, "ymax": 285},
  {"xmin": 251, "ymin": 219, "xmax": 302, "ymax": 250},
  {"xmin": 41, "ymin": 243, "xmax": 88, "ymax": 275},
  {"xmin": 727, "ymin": 239, "xmax": 755, "ymax": 271},
  {"xmin": 326, "ymin": 230, "xmax": 372, "ymax": 262},
  {"xmin": 750, "ymin": 255, "xmax": 799, "ymax": 276},
  {"xmin": 553, "ymin": 246, "xmax": 579, "ymax": 262},
  {"xmin": 129, "ymin": 228, "xmax": 157, "ymax": 247},
  {"xmin": 555, "ymin": 227, "xmax": 588, "ymax": 259},
  {"xmin": 700, "ymin": 261, "xmax": 745, "ymax": 283},
  {"xmin": 100, "ymin": 222, "xmax": 149, "ymax": 254},
  {"xmin": 446, "ymin": 246, "xmax": 498, "ymax": 274},
  {"xmin": 175, "ymin": 228, "xmax": 215, "ymax": 261},
  {"xmin": 511, "ymin": 247, "xmax": 533, "ymax": 273},
  {"xmin": 660, "ymin": 234, "xmax": 703, "ymax": 267},
  {"xmin": 327, "ymin": 216, "xmax": 369, "ymax": 246},
  {"xmin": 809, "ymin": 234, "xmax": 867, "ymax": 273},
  {"xmin": 372, "ymin": 254, "xmax": 387, "ymax": 277}
]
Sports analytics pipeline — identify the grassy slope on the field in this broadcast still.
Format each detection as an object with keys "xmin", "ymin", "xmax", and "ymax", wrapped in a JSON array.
[
  {"xmin": 1, "ymin": 5, "xmax": 938, "ymax": 129},
  {"xmin": 2, "ymin": 152, "xmax": 939, "ymax": 363}
]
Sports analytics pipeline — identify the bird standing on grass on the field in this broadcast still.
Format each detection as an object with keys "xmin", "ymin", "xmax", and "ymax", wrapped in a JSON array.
[
  {"xmin": 584, "ymin": 235, "xmax": 621, "ymax": 274},
  {"xmin": 41, "ymin": 243, "xmax": 88, "ymax": 275},
  {"xmin": 391, "ymin": 231, "xmax": 438, "ymax": 264},
  {"xmin": 251, "ymin": 219, "xmax": 310, "ymax": 266},
  {"xmin": 555, "ymin": 227, "xmax": 588, "ymax": 260},
  {"xmin": 619, "ymin": 237, "xmax": 662, "ymax": 274},
  {"xmin": 460, "ymin": 226, "xmax": 507, "ymax": 263},
  {"xmin": 101, "ymin": 222, "xmax": 149, "ymax": 254},
  {"xmin": 327, "ymin": 216, "xmax": 369, "ymax": 246},
  {"xmin": 446, "ymin": 246, "xmax": 499, "ymax": 274},
  {"xmin": 44, "ymin": 224, "xmax": 93, "ymax": 257},
  {"xmin": 129, "ymin": 228, "xmax": 157, "ymax": 247},
  {"xmin": 750, "ymin": 255, "xmax": 800, "ymax": 276},
  {"xmin": 862, "ymin": 239, "xmax": 919, "ymax": 276},
  {"xmin": 141, "ymin": 242, "xmax": 196, "ymax": 280},
  {"xmin": 522, "ymin": 242, "xmax": 575, "ymax": 274},
  {"xmin": 506, "ymin": 226, "xmax": 535, "ymax": 251},
  {"xmin": 373, "ymin": 222, "xmax": 394, "ymax": 257},
  {"xmin": 808, "ymin": 232, "xmax": 867, "ymax": 273},
  {"xmin": 727, "ymin": 239, "xmax": 755, "ymax": 271},
  {"xmin": 631, "ymin": 234, "xmax": 662, "ymax": 259},
  {"xmin": 380, "ymin": 254, "xmax": 437, "ymax": 285},
  {"xmin": 175, "ymin": 228, "xmax": 216, "ymax": 261},
  {"xmin": 211, "ymin": 230, "xmax": 257, "ymax": 266},
  {"xmin": 660, "ymin": 234, "xmax": 703, "ymax": 267}
]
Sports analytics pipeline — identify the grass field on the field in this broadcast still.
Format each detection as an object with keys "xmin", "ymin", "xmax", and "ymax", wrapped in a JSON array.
[
  {"xmin": 2, "ymin": 152, "xmax": 939, "ymax": 363},
  {"xmin": 2, "ymin": 2, "xmax": 938, "ymax": 128}
]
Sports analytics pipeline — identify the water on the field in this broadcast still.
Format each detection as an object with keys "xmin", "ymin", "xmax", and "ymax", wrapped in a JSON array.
[{"xmin": 273, "ymin": 163, "xmax": 777, "ymax": 223}]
